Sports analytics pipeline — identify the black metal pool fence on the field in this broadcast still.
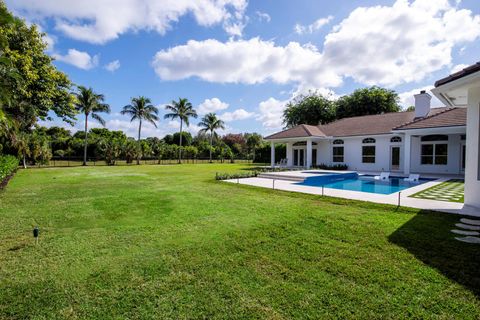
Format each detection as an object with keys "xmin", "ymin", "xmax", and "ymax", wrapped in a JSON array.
[{"xmin": 25, "ymin": 157, "xmax": 255, "ymax": 168}]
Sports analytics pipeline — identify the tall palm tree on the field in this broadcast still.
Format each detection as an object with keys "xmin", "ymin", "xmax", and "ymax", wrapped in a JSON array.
[
  {"xmin": 75, "ymin": 86, "xmax": 110, "ymax": 166},
  {"xmin": 164, "ymin": 98, "xmax": 197, "ymax": 163},
  {"xmin": 199, "ymin": 113, "xmax": 225, "ymax": 163},
  {"xmin": 121, "ymin": 96, "xmax": 159, "ymax": 165}
]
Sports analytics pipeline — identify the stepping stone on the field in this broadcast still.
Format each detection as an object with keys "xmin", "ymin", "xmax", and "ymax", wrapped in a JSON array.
[
  {"xmin": 455, "ymin": 236, "xmax": 480, "ymax": 244},
  {"xmin": 451, "ymin": 229, "xmax": 480, "ymax": 236},
  {"xmin": 460, "ymin": 218, "xmax": 480, "ymax": 226},
  {"xmin": 455, "ymin": 223, "xmax": 480, "ymax": 231}
]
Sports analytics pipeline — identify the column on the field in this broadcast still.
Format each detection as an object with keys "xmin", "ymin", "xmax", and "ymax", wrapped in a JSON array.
[
  {"xmin": 306, "ymin": 139, "xmax": 312, "ymax": 168},
  {"xmin": 286, "ymin": 142, "xmax": 293, "ymax": 167},
  {"xmin": 270, "ymin": 142, "xmax": 275, "ymax": 167},
  {"xmin": 464, "ymin": 87, "xmax": 480, "ymax": 208},
  {"xmin": 403, "ymin": 133, "xmax": 411, "ymax": 175}
]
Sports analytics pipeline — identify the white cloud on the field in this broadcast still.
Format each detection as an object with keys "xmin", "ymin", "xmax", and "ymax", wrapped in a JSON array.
[
  {"xmin": 53, "ymin": 49, "xmax": 99, "ymax": 70},
  {"xmin": 152, "ymin": 38, "xmax": 342, "ymax": 88},
  {"xmin": 219, "ymin": 108, "xmax": 254, "ymax": 122},
  {"xmin": 197, "ymin": 98, "xmax": 229, "ymax": 115},
  {"xmin": 8, "ymin": 0, "xmax": 248, "ymax": 43},
  {"xmin": 450, "ymin": 63, "xmax": 468, "ymax": 74},
  {"xmin": 294, "ymin": 15, "xmax": 333, "ymax": 34},
  {"xmin": 256, "ymin": 97, "xmax": 287, "ymax": 131},
  {"xmin": 256, "ymin": 11, "xmax": 271, "ymax": 22},
  {"xmin": 398, "ymin": 86, "xmax": 444, "ymax": 109},
  {"xmin": 104, "ymin": 60, "xmax": 120, "ymax": 72},
  {"xmin": 321, "ymin": 0, "xmax": 480, "ymax": 87},
  {"xmin": 152, "ymin": 0, "xmax": 480, "ymax": 90}
]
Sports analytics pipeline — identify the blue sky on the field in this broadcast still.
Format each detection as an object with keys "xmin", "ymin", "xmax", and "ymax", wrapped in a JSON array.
[{"xmin": 7, "ymin": 0, "xmax": 480, "ymax": 138}]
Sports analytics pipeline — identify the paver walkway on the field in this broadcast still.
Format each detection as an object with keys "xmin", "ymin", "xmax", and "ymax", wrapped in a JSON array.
[{"xmin": 410, "ymin": 179, "xmax": 464, "ymax": 203}]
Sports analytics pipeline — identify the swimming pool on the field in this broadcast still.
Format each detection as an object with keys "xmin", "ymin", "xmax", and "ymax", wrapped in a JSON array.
[{"xmin": 299, "ymin": 172, "xmax": 432, "ymax": 195}]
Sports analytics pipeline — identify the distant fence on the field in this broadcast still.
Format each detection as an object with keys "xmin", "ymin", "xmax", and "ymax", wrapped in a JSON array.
[{"xmin": 26, "ymin": 157, "xmax": 256, "ymax": 168}]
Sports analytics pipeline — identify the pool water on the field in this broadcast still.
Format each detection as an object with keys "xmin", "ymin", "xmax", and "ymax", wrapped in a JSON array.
[{"xmin": 299, "ymin": 172, "xmax": 431, "ymax": 195}]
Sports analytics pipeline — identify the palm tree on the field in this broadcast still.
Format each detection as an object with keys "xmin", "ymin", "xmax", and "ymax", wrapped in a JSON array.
[
  {"xmin": 121, "ymin": 96, "xmax": 159, "ymax": 164},
  {"xmin": 198, "ymin": 113, "xmax": 225, "ymax": 163},
  {"xmin": 75, "ymin": 86, "xmax": 110, "ymax": 166},
  {"xmin": 12, "ymin": 131, "xmax": 30, "ymax": 169},
  {"xmin": 164, "ymin": 98, "xmax": 197, "ymax": 163}
]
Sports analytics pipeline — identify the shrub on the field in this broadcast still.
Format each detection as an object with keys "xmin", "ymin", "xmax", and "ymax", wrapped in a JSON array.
[
  {"xmin": 0, "ymin": 155, "xmax": 19, "ymax": 186},
  {"xmin": 215, "ymin": 172, "xmax": 258, "ymax": 180},
  {"xmin": 313, "ymin": 163, "xmax": 349, "ymax": 170}
]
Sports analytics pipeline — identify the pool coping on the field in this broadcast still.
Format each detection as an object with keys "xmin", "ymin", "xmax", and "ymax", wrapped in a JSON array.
[{"xmin": 225, "ymin": 176, "xmax": 479, "ymax": 217}]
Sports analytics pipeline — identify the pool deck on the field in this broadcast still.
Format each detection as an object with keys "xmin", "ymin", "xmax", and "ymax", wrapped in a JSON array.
[{"xmin": 226, "ymin": 170, "xmax": 479, "ymax": 217}]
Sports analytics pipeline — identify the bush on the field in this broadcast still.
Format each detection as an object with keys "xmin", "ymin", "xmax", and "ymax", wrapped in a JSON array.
[
  {"xmin": 313, "ymin": 163, "xmax": 349, "ymax": 170},
  {"xmin": 215, "ymin": 172, "xmax": 258, "ymax": 180},
  {"xmin": 0, "ymin": 155, "xmax": 19, "ymax": 186}
]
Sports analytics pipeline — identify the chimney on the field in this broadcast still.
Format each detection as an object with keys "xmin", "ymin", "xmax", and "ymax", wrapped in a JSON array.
[{"xmin": 414, "ymin": 90, "xmax": 431, "ymax": 118}]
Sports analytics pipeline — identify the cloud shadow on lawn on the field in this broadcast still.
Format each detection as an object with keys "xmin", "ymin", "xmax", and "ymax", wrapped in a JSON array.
[{"xmin": 388, "ymin": 210, "xmax": 480, "ymax": 297}]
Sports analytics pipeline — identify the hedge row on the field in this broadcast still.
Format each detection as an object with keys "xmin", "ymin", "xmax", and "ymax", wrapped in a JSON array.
[{"xmin": 0, "ymin": 155, "xmax": 19, "ymax": 187}]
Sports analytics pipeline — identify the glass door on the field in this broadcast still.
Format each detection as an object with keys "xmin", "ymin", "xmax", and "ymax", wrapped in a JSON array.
[
  {"xmin": 461, "ymin": 144, "xmax": 466, "ymax": 172},
  {"xmin": 293, "ymin": 149, "xmax": 299, "ymax": 166},
  {"xmin": 299, "ymin": 149, "xmax": 305, "ymax": 167},
  {"xmin": 391, "ymin": 146, "xmax": 400, "ymax": 171}
]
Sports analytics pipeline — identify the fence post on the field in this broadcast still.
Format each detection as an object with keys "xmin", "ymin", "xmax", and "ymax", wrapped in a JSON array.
[
  {"xmin": 273, "ymin": 179, "xmax": 275, "ymax": 190},
  {"xmin": 322, "ymin": 185, "xmax": 324, "ymax": 196},
  {"xmin": 398, "ymin": 192, "xmax": 401, "ymax": 207}
]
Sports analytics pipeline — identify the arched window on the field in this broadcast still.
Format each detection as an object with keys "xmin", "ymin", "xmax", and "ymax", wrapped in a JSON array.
[
  {"xmin": 390, "ymin": 136, "xmax": 402, "ymax": 143},
  {"xmin": 362, "ymin": 138, "xmax": 375, "ymax": 144},
  {"xmin": 421, "ymin": 135, "xmax": 448, "ymax": 142},
  {"xmin": 333, "ymin": 139, "xmax": 344, "ymax": 145}
]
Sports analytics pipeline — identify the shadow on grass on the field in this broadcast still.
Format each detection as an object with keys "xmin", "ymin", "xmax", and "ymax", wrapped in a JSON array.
[{"xmin": 389, "ymin": 211, "xmax": 480, "ymax": 297}]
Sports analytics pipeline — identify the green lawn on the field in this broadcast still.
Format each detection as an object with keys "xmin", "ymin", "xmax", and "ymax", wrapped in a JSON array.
[
  {"xmin": 411, "ymin": 179, "xmax": 465, "ymax": 203},
  {"xmin": 1, "ymin": 164, "xmax": 479, "ymax": 319}
]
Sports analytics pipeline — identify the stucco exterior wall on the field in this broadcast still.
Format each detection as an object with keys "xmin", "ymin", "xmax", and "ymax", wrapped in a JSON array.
[
  {"xmin": 465, "ymin": 88, "xmax": 480, "ymax": 208},
  {"xmin": 409, "ymin": 134, "xmax": 464, "ymax": 174},
  {"xmin": 315, "ymin": 133, "xmax": 464, "ymax": 174}
]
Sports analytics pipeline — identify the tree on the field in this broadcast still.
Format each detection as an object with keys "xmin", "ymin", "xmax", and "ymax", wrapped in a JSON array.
[
  {"xmin": 164, "ymin": 98, "xmax": 197, "ymax": 163},
  {"xmin": 11, "ymin": 130, "xmax": 30, "ymax": 168},
  {"xmin": 246, "ymin": 133, "xmax": 263, "ymax": 162},
  {"xmin": 75, "ymin": 86, "xmax": 110, "ymax": 166},
  {"xmin": 283, "ymin": 91, "xmax": 336, "ymax": 128},
  {"xmin": 198, "ymin": 113, "xmax": 225, "ymax": 162},
  {"xmin": 121, "ymin": 96, "xmax": 159, "ymax": 164},
  {"xmin": 0, "ymin": 3, "xmax": 75, "ymax": 129},
  {"xmin": 335, "ymin": 86, "xmax": 401, "ymax": 119}
]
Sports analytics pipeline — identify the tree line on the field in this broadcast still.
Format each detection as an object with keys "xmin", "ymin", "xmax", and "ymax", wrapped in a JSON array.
[{"xmin": 282, "ymin": 87, "xmax": 402, "ymax": 128}]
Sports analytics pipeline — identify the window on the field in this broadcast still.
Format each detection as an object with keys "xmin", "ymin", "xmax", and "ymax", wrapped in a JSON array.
[
  {"xmin": 362, "ymin": 138, "xmax": 376, "ymax": 144},
  {"xmin": 362, "ymin": 146, "xmax": 376, "ymax": 163},
  {"xmin": 390, "ymin": 136, "xmax": 402, "ymax": 143},
  {"xmin": 333, "ymin": 139, "xmax": 344, "ymax": 145},
  {"xmin": 333, "ymin": 146, "xmax": 344, "ymax": 162},
  {"xmin": 461, "ymin": 134, "xmax": 466, "ymax": 141},
  {"xmin": 421, "ymin": 136, "xmax": 448, "ymax": 165},
  {"xmin": 421, "ymin": 135, "xmax": 448, "ymax": 142},
  {"xmin": 362, "ymin": 137, "xmax": 375, "ymax": 163}
]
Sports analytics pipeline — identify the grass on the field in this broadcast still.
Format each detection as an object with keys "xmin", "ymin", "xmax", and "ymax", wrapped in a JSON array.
[
  {"xmin": 0, "ymin": 164, "xmax": 479, "ymax": 319},
  {"xmin": 411, "ymin": 179, "xmax": 465, "ymax": 203}
]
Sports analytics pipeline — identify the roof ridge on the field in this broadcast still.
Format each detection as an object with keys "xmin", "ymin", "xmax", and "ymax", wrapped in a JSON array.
[{"xmin": 393, "ymin": 107, "xmax": 457, "ymax": 130}]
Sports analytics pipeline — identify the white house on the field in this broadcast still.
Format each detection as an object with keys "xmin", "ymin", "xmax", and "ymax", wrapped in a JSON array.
[
  {"xmin": 265, "ymin": 91, "xmax": 467, "ymax": 177},
  {"xmin": 432, "ymin": 62, "xmax": 480, "ymax": 210}
]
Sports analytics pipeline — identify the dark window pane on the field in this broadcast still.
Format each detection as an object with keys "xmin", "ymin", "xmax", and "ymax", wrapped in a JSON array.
[
  {"xmin": 435, "ymin": 144, "xmax": 448, "ymax": 156},
  {"xmin": 421, "ymin": 144, "xmax": 434, "ymax": 156},
  {"xmin": 333, "ymin": 139, "xmax": 344, "ymax": 145},
  {"xmin": 435, "ymin": 156, "xmax": 448, "ymax": 165},
  {"xmin": 333, "ymin": 156, "xmax": 344, "ymax": 163},
  {"xmin": 362, "ymin": 146, "xmax": 375, "ymax": 156},
  {"xmin": 421, "ymin": 135, "xmax": 448, "ymax": 142},
  {"xmin": 421, "ymin": 156, "xmax": 434, "ymax": 165},
  {"xmin": 362, "ymin": 156, "xmax": 375, "ymax": 163}
]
